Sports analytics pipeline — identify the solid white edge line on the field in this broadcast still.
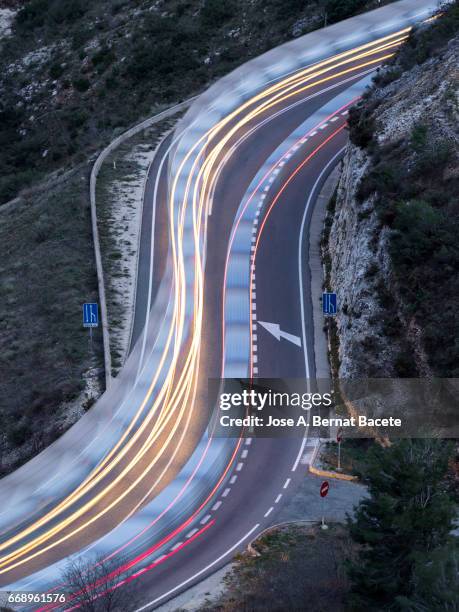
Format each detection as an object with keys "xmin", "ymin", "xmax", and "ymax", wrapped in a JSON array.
[
  {"xmin": 299, "ymin": 146, "xmax": 346, "ymax": 380},
  {"xmin": 292, "ymin": 437, "xmax": 308, "ymax": 472},
  {"xmin": 134, "ymin": 524, "xmax": 261, "ymax": 611},
  {"xmin": 293, "ymin": 147, "xmax": 346, "ymax": 474}
]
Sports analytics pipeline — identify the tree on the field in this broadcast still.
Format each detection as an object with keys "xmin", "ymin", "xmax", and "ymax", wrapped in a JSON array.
[
  {"xmin": 346, "ymin": 439, "xmax": 456, "ymax": 610},
  {"xmin": 398, "ymin": 541, "xmax": 459, "ymax": 610},
  {"xmin": 60, "ymin": 554, "xmax": 139, "ymax": 612}
]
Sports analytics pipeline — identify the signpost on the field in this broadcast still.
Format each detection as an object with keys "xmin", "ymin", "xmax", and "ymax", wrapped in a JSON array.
[
  {"xmin": 83, "ymin": 303, "xmax": 99, "ymax": 343},
  {"xmin": 336, "ymin": 427, "xmax": 343, "ymax": 472},
  {"xmin": 322, "ymin": 292, "xmax": 337, "ymax": 316},
  {"xmin": 320, "ymin": 481, "xmax": 329, "ymax": 530}
]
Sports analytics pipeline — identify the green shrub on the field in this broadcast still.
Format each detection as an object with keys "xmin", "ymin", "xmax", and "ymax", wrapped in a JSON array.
[
  {"xmin": 16, "ymin": 0, "xmax": 50, "ymax": 28},
  {"xmin": 324, "ymin": 0, "xmax": 367, "ymax": 23},
  {"xmin": 73, "ymin": 77, "xmax": 91, "ymax": 92},
  {"xmin": 8, "ymin": 422, "xmax": 33, "ymax": 447},
  {"xmin": 49, "ymin": 62, "xmax": 65, "ymax": 80},
  {"xmin": 91, "ymin": 47, "xmax": 116, "ymax": 72},
  {"xmin": 17, "ymin": 0, "xmax": 87, "ymax": 29},
  {"xmin": 201, "ymin": 0, "xmax": 236, "ymax": 28},
  {"xmin": 348, "ymin": 104, "xmax": 376, "ymax": 148}
]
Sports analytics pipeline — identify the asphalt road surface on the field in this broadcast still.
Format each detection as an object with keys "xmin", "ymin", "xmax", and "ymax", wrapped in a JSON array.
[{"xmin": 0, "ymin": 2, "xmax": 440, "ymax": 608}]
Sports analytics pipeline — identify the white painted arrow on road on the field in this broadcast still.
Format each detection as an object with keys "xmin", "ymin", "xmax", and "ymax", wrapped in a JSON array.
[{"xmin": 258, "ymin": 321, "xmax": 302, "ymax": 347}]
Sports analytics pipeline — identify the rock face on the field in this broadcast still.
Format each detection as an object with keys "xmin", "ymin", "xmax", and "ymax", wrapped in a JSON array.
[
  {"xmin": 325, "ymin": 28, "xmax": 458, "ymax": 379},
  {"xmin": 328, "ymin": 149, "xmax": 400, "ymax": 378}
]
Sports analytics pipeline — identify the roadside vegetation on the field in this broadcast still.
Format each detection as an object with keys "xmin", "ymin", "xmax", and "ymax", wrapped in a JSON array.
[
  {"xmin": 202, "ymin": 524, "xmax": 355, "ymax": 611},
  {"xmin": 0, "ymin": 0, "xmax": 394, "ymax": 206},
  {"xmin": 348, "ymin": 1, "xmax": 459, "ymax": 377},
  {"xmin": 0, "ymin": 167, "xmax": 103, "ymax": 475},
  {"xmin": 347, "ymin": 439, "xmax": 458, "ymax": 610},
  {"xmin": 205, "ymin": 440, "xmax": 457, "ymax": 611},
  {"xmin": 61, "ymin": 554, "xmax": 139, "ymax": 611}
]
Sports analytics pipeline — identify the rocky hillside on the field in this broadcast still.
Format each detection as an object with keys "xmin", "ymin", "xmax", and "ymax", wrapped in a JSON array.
[
  {"xmin": 0, "ymin": 0, "xmax": 392, "ymax": 207},
  {"xmin": 325, "ymin": 2, "xmax": 458, "ymax": 379}
]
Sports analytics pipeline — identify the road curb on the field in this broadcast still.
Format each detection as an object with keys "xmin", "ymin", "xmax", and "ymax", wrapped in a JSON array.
[
  {"xmin": 90, "ymin": 98, "xmax": 194, "ymax": 387},
  {"xmin": 308, "ymin": 441, "xmax": 358, "ymax": 481}
]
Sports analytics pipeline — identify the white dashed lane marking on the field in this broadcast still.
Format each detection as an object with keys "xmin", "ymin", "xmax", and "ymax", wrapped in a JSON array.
[
  {"xmin": 222, "ymin": 488, "xmax": 231, "ymax": 497},
  {"xmin": 186, "ymin": 528, "xmax": 199, "ymax": 539},
  {"xmin": 170, "ymin": 541, "xmax": 183, "ymax": 551},
  {"xmin": 200, "ymin": 514, "xmax": 211, "ymax": 525},
  {"xmin": 275, "ymin": 494, "xmax": 282, "ymax": 504},
  {"xmin": 236, "ymin": 462, "xmax": 244, "ymax": 471},
  {"xmin": 283, "ymin": 478, "xmax": 291, "ymax": 489},
  {"xmin": 241, "ymin": 449, "xmax": 248, "ymax": 459},
  {"xmin": 230, "ymin": 475, "xmax": 238, "ymax": 484},
  {"xmin": 264, "ymin": 507, "xmax": 274, "ymax": 518},
  {"xmin": 212, "ymin": 501, "xmax": 222, "ymax": 511}
]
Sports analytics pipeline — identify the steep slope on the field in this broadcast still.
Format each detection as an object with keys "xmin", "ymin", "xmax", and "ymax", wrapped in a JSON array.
[
  {"xmin": 324, "ymin": 3, "xmax": 459, "ymax": 378},
  {"xmin": 0, "ymin": 0, "xmax": 392, "ymax": 206}
]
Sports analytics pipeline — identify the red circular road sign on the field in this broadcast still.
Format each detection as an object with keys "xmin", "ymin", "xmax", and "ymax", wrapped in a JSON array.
[{"xmin": 320, "ymin": 481, "xmax": 329, "ymax": 498}]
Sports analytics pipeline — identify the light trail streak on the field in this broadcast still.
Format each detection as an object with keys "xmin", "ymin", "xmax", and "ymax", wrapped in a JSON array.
[
  {"xmin": 21, "ymin": 32, "xmax": 413, "ymax": 606},
  {"xmin": 0, "ymin": 29, "xmax": 409, "ymax": 580},
  {"xmin": 41, "ymin": 103, "xmax": 366, "ymax": 610}
]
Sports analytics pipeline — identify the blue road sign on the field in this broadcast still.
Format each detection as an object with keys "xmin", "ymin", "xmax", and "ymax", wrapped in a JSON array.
[
  {"xmin": 83, "ymin": 303, "xmax": 99, "ymax": 328},
  {"xmin": 322, "ymin": 292, "xmax": 337, "ymax": 316}
]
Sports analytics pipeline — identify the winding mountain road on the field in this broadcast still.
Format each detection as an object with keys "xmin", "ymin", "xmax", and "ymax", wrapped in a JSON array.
[{"xmin": 0, "ymin": 2, "xmax": 442, "ymax": 610}]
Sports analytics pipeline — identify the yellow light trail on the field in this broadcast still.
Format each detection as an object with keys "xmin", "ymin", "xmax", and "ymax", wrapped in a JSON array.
[{"xmin": 0, "ymin": 28, "xmax": 410, "ymax": 578}]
